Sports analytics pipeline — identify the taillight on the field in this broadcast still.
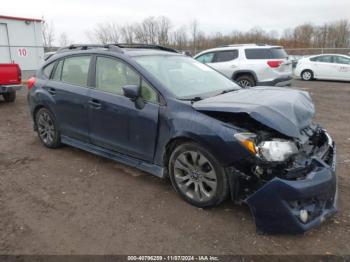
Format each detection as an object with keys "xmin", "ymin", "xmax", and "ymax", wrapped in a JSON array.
[
  {"xmin": 27, "ymin": 77, "xmax": 36, "ymax": 90},
  {"xmin": 17, "ymin": 65, "xmax": 22, "ymax": 82},
  {"xmin": 267, "ymin": 60, "xmax": 283, "ymax": 68}
]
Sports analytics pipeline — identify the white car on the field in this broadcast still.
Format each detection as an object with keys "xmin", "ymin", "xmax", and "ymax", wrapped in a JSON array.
[
  {"xmin": 194, "ymin": 44, "xmax": 293, "ymax": 87},
  {"xmin": 295, "ymin": 54, "xmax": 350, "ymax": 81}
]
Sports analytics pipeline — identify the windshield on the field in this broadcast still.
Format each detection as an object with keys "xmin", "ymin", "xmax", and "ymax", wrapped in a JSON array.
[{"xmin": 134, "ymin": 55, "xmax": 240, "ymax": 99}]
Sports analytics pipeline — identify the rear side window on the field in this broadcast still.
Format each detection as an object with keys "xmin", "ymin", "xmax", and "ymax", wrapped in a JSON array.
[
  {"xmin": 61, "ymin": 56, "xmax": 91, "ymax": 86},
  {"xmin": 245, "ymin": 48, "xmax": 288, "ymax": 59},
  {"xmin": 43, "ymin": 62, "xmax": 55, "ymax": 78},
  {"xmin": 333, "ymin": 56, "xmax": 350, "ymax": 65},
  {"xmin": 195, "ymin": 52, "xmax": 214, "ymax": 63},
  {"xmin": 52, "ymin": 60, "xmax": 63, "ymax": 81},
  {"xmin": 213, "ymin": 50, "xmax": 238, "ymax": 63},
  {"xmin": 310, "ymin": 56, "xmax": 333, "ymax": 63}
]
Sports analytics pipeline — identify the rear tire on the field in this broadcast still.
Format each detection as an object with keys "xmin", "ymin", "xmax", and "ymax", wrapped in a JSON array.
[
  {"xmin": 35, "ymin": 108, "xmax": 61, "ymax": 148},
  {"xmin": 301, "ymin": 70, "xmax": 314, "ymax": 81},
  {"xmin": 236, "ymin": 75, "xmax": 255, "ymax": 87},
  {"xmin": 168, "ymin": 142, "xmax": 229, "ymax": 208},
  {"xmin": 3, "ymin": 92, "xmax": 16, "ymax": 102}
]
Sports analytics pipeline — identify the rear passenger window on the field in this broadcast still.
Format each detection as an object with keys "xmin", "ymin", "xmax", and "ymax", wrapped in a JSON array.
[
  {"xmin": 52, "ymin": 60, "xmax": 63, "ymax": 81},
  {"xmin": 213, "ymin": 50, "xmax": 238, "ymax": 63},
  {"xmin": 245, "ymin": 48, "xmax": 288, "ymax": 59},
  {"xmin": 310, "ymin": 56, "xmax": 333, "ymax": 63},
  {"xmin": 43, "ymin": 62, "xmax": 55, "ymax": 78},
  {"xmin": 61, "ymin": 56, "xmax": 91, "ymax": 86}
]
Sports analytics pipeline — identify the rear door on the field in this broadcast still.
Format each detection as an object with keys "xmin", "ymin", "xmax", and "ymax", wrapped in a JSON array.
[
  {"xmin": 309, "ymin": 55, "xmax": 333, "ymax": 79},
  {"xmin": 209, "ymin": 50, "xmax": 239, "ymax": 77},
  {"xmin": 332, "ymin": 55, "xmax": 350, "ymax": 80},
  {"xmin": 88, "ymin": 55, "xmax": 160, "ymax": 161},
  {"xmin": 45, "ymin": 55, "xmax": 92, "ymax": 142}
]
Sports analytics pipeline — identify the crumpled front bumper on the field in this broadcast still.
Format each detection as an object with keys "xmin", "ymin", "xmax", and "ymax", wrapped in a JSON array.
[{"xmin": 246, "ymin": 143, "xmax": 337, "ymax": 234}]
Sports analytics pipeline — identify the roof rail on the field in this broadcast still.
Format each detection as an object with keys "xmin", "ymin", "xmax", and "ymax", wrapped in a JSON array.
[
  {"xmin": 56, "ymin": 44, "xmax": 123, "ymax": 54},
  {"xmin": 217, "ymin": 43, "xmax": 258, "ymax": 48},
  {"xmin": 115, "ymin": 43, "xmax": 179, "ymax": 53}
]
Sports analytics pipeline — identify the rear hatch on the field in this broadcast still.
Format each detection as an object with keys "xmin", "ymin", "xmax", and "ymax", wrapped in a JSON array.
[
  {"xmin": 245, "ymin": 47, "xmax": 292, "ymax": 75},
  {"xmin": 0, "ymin": 64, "xmax": 22, "ymax": 85}
]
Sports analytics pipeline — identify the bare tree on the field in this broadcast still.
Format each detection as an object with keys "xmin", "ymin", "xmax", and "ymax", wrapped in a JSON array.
[
  {"xmin": 189, "ymin": 19, "xmax": 199, "ymax": 54},
  {"xmin": 172, "ymin": 26, "xmax": 188, "ymax": 50},
  {"xmin": 58, "ymin": 32, "xmax": 72, "ymax": 47},
  {"xmin": 42, "ymin": 20, "xmax": 55, "ymax": 51},
  {"xmin": 89, "ymin": 23, "xmax": 121, "ymax": 44},
  {"xmin": 120, "ymin": 24, "xmax": 135, "ymax": 43},
  {"xmin": 157, "ymin": 16, "xmax": 172, "ymax": 45}
]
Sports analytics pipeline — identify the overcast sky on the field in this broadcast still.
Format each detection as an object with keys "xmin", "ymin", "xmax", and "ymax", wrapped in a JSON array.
[{"xmin": 2, "ymin": 0, "xmax": 350, "ymax": 44}]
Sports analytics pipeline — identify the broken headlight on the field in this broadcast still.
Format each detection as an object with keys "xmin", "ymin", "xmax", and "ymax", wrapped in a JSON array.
[
  {"xmin": 258, "ymin": 139, "xmax": 298, "ymax": 162},
  {"xmin": 235, "ymin": 133, "xmax": 298, "ymax": 162}
]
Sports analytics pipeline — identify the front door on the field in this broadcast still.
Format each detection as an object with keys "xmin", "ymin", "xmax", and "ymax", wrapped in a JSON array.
[{"xmin": 88, "ymin": 56, "xmax": 160, "ymax": 161}]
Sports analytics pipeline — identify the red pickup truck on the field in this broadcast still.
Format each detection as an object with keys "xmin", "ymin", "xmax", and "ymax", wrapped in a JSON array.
[{"xmin": 0, "ymin": 63, "xmax": 22, "ymax": 102}]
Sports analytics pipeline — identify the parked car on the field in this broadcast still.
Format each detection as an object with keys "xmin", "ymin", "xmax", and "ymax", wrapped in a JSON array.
[
  {"xmin": 193, "ymin": 44, "xmax": 293, "ymax": 87},
  {"xmin": 27, "ymin": 44, "xmax": 337, "ymax": 234},
  {"xmin": 0, "ymin": 63, "xmax": 22, "ymax": 102},
  {"xmin": 295, "ymin": 54, "xmax": 350, "ymax": 81}
]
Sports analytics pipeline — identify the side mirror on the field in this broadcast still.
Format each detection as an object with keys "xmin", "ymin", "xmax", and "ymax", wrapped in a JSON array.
[
  {"xmin": 122, "ymin": 85, "xmax": 140, "ymax": 100},
  {"xmin": 122, "ymin": 84, "xmax": 145, "ymax": 109}
]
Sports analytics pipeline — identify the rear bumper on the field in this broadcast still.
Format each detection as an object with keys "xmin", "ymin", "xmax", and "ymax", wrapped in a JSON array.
[
  {"xmin": 246, "ymin": 144, "xmax": 337, "ymax": 234},
  {"xmin": 0, "ymin": 84, "xmax": 22, "ymax": 94},
  {"xmin": 257, "ymin": 76, "xmax": 293, "ymax": 87}
]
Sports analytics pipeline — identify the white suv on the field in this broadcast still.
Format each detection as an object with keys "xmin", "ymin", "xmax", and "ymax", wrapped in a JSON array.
[{"xmin": 194, "ymin": 44, "xmax": 293, "ymax": 87}]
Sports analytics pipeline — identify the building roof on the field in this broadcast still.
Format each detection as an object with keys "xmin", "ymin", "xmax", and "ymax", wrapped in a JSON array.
[{"xmin": 0, "ymin": 15, "xmax": 42, "ymax": 22}]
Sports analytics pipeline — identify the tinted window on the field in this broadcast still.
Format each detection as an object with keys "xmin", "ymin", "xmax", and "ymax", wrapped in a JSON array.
[
  {"xmin": 52, "ymin": 60, "xmax": 63, "ymax": 81},
  {"xmin": 310, "ymin": 56, "xmax": 333, "ymax": 63},
  {"xmin": 195, "ymin": 52, "xmax": 214, "ymax": 63},
  {"xmin": 61, "ymin": 56, "xmax": 91, "ymax": 86},
  {"xmin": 245, "ymin": 48, "xmax": 288, "ymax": 59},
  {"xmin": 334, "ymin": 56, "xmax": 350, "ymax": 65},
  {"xmin": 213, "ymin": 50, "xmax": 238, "ymax": 62},
  {"xmin": 43, "ymin": 62, "xmax": 55, "ymax": 78}
]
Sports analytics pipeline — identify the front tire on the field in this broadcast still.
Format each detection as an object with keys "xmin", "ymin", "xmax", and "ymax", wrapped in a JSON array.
[
  {"xmin": 168, "ymin": 142, "xmax": 229, "ymax": 208},
  {"xmin": 301, "ymin": 70, "xmax": 314, "ymax": 81},
  {"xmin": 3, "ymin": 92, "xmax": 16, "ymax": 102},
  {"xmin": 35, "ymin": 108, "xmax": 61, "ymax": 148}
]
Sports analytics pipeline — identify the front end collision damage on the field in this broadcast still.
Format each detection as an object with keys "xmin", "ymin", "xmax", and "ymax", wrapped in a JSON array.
[
  {"xmin": 225, "ymin": 127, "xmax": 338, "ymax": 234},
  {"xmin": 191, "ymin": 86, "xmax": 338, "ymax": 234}
]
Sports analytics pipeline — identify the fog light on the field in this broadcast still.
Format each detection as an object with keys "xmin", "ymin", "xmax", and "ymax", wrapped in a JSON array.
[{"xmin": 299, "ymin": 209, "xmax": 309, "ymax": 223}]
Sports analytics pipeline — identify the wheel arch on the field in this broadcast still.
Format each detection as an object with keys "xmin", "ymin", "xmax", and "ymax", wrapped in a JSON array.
[{"xmin": 232, "ymin": 70, "xmax": 258, "ymax": 83}]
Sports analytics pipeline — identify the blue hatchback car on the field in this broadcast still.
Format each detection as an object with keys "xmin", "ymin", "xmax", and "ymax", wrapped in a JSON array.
[{"xmin": 28, "ymin": 44, "xmax": 338, "ymax": 234}]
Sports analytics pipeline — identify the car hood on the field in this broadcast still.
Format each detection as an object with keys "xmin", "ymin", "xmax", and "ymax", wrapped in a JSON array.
[{"xmin": 193, "ymin": 86, "xmax": 315, "ymax": 139}]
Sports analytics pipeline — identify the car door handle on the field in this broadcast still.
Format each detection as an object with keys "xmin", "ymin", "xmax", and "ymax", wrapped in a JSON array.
[
  {"xmin": 88, "ymin": 99, "xmax": 102, "ymax": 109},
  {"xmin": 48, "ymin": 88, "xmax": 56, "ymax": 95}
]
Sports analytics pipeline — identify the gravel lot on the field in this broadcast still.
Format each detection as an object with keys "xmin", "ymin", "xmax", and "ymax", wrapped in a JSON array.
[{"xmin": 0, "ymin": 80, "xmax": 349, "ymax": 255}]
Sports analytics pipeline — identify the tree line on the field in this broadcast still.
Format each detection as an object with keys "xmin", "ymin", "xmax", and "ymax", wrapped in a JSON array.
[{"xmin": 43, "ymin": 16, "xmax": 350, "ymax": 55}]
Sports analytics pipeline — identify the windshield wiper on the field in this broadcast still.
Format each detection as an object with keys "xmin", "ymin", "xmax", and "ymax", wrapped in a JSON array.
[
  {"xmin": 180, "ymin": 96, "xmax": 203, "ymax": 102},
  {"xmin": 215, "ymin": 88, "xmax": 237, "ymax": 96}
]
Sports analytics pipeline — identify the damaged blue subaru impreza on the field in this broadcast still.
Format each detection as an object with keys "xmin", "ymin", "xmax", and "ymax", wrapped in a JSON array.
[{"xmin": 28, "ymin": 44, "xmax": 338, "ymax": 234}]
